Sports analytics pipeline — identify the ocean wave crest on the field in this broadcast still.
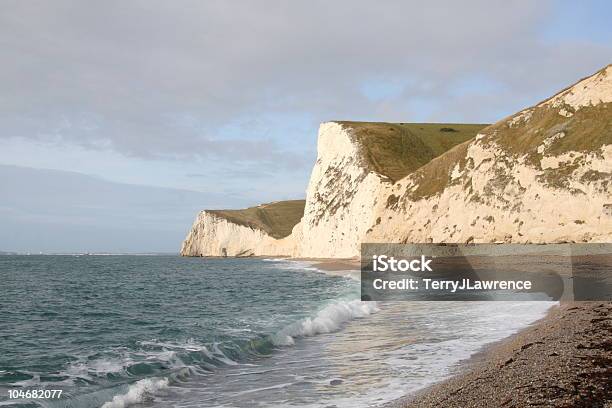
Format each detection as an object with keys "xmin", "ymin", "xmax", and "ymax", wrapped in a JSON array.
[
  {"xmin": 101, "ymin": 377, "xmax": 169, "ymax": 408},
  {"xmin": 271, "ymin": 299, "xmax": 379, "ymax": 346}
]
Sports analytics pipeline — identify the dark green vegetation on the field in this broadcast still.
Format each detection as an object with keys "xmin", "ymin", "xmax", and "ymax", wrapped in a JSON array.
[
  {"xmin": 208, "ymin": 200, "xmax": 305, "ymax": 239},
  {"xmin": 337, "ymin": 122, "xmax": 488, "ymax": 182}
]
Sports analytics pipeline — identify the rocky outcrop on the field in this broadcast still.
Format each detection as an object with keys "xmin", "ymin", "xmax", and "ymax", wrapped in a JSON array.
[{"xmin": 181, "ymin": 65, "xmax": 612, "ymax": 257}]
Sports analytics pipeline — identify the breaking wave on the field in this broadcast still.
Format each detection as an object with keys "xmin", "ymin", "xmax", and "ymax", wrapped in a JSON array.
[
  {"xmin": 92, "ymin": 298, "xmax": 375, "ymax": 408},
  {"xmin": 271, "ymin": 299, "xmax": 379, "ymax": 346},
  {"xmin": 101, "ymin": 378, "xmax": 169, "ymax": 408}
]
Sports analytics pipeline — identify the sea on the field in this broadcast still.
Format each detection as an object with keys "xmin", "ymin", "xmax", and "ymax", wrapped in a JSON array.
[{"xmin": 0, "ymin": 255, "xmax": 554, "ymax": 408}]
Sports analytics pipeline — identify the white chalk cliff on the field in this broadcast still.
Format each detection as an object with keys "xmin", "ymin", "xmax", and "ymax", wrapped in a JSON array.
[
  {"xmin": 297, "ymin": 122, "xmax": 394, "ymax": 258},
  {"xmin": 181, "ymin": 65, "xmax": 612, "ymax": 258},
  {"xmin": 180, "ymin": 201, "xmax": 302, "ymax": 257},
  {"xmin": 180, "ymin": 210, "xmax": 297, "ymax": 257}
]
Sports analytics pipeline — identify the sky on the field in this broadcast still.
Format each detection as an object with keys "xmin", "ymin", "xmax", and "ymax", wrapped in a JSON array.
[{"xmin": 0, "ymin": 0, "xmax": 610, "ymax": 252}]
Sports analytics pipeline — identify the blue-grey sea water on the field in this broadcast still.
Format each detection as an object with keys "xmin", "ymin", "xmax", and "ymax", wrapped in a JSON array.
[{"xmin": 0, "ymin": 255, "xmax": 552, "ymax": 408}]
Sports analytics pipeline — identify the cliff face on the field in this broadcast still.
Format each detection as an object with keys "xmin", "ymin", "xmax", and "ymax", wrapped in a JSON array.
[
  {"xmin": 180, "ymin": 201, "xmax": 303, "ymax": 256},
  {"xmin": 298, "ymin": 121, "xmax": 485, "ymax": 257},
  {"xmin": 181, "ymin": 65, "xmax": 611, "ymax": 257},
  {"xmin": 297, "ymin": 122, "xmax": 391, "ymax": 258},
  {"xmin": 368, "ymin": 65, "xmax": 612, "ymax": 246}
]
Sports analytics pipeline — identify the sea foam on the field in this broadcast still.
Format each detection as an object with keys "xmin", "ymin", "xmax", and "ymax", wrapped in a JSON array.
[
  {"xmin": 101, "ymin": 377, "xmax": 169, "ymax": 408},
  {"xmin": 272, "ymin": 299, "xmax": 379, "ymax": 346}
]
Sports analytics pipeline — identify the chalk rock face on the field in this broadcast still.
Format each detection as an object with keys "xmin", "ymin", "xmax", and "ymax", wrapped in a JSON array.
[
  {"xmin": 297, "ymin": 122, "xmax": 392, "ymax": 258},
  {"xmin": 180, "ymin": 200, "xmax": 304, "ymax": 257},
  {"xmin": 368, "ymin": 65, "xmax": 612, "ymax": 245},
  {"xmin": 180, "ymin": 211, "xmax": 297, "ymax": 257}
]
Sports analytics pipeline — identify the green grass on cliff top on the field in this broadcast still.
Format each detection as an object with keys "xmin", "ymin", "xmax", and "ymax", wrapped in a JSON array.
[
  {"xmin": 208, "ymin": 200, "xmax": 305, "ymax": 239},
  {"xmin": 337, "ymin": 122, "xmax": 488, "ymax": 182}
]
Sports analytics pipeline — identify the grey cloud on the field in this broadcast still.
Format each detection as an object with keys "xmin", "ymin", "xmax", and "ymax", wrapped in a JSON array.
[{"xmin": 0, "ymin": 0, "xmax": 610, "ymax": 163}]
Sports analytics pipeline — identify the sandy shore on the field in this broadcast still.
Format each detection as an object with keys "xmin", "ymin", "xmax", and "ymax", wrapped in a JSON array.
[{"xmin": 388, "ymin": 302, "xmax": 611, "ymax": 408}]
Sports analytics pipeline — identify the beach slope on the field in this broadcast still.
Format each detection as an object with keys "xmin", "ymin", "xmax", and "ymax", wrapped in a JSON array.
[{"xmin": 398, "ymin": 302, "xmax": 611, "ymax": 407}]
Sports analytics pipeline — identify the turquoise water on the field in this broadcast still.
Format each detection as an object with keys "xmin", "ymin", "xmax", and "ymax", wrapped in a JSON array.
[{"xmin": 0, "ymin": 256, "xmax": 552, "ymax": 408}]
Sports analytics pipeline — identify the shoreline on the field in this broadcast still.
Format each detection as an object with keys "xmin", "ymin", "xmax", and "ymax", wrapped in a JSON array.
[
  {"xmin": 296, "ymin": 258, "xmax": 611, "ymax": 406},
  {"xmin": 384, "ymin": 305, "xmax": 561, "ymax": 407},
  {"xmin": 197, "ymin": 256, "xmax": 611, "ymax": 406},
  {"xmin": 389, "ymin": 301, "xmax": 611, "ymax": 407}
]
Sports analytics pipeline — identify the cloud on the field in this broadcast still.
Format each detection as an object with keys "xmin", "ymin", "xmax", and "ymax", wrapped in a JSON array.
[{"xmin": 0, "ymin": 0, "xmax": 610, "ymax": 166}]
